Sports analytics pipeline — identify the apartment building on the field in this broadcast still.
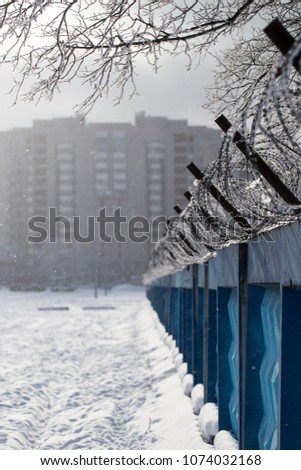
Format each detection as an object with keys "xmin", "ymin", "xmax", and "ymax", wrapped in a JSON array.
[{"xmin": 0, "ymin": 114, "xmax": 221, "ymax": 289}]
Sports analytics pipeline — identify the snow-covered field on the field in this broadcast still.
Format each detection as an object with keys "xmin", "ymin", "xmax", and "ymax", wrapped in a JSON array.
[{"xmin": 0, "ymin": 285, "xmax": 211, "ymax": 450}]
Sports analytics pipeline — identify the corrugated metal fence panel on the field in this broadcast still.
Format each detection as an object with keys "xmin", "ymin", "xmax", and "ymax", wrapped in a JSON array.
[
  {"xmin": 243, "ymin": 285, "xmax": 266, "ymax": 449},
  {"xmin": 195, "ymin": 287, "xmax": 204, "ymax": 385},
  {"xmin": 228, "ymin": 287, "xmax": 239, "ymax": 439},
  {"xmin": 146, "ymin": 219, "xmax": 301, "ymax": 450},
  {"xmin": 280, "ymin": 287, "xmax": 301, "ymax": 449},
  {"xmin": 217, "ymin": 287, "xmax": 234, "ymax": 432},
  {"xmin": 258, "ymin": 287, "xmax": 280, "ymax": 450},
  {"xmin": 281, "ymin": 221, "xmax": 301, "ymax": 286},
  {"xmin": 248, "ymin": 236, "xmax": 281, "ymax": 284}
]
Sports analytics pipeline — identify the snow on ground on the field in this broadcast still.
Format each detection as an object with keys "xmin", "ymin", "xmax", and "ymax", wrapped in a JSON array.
[{"xmin": 0, "ymin": 285, "xmax": 211, "ymax": 450}]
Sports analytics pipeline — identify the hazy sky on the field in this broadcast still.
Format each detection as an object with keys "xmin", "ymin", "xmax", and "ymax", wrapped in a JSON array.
[{"xmin": 0, "ymin": 52, "xmax": 218, "ymax": 131}]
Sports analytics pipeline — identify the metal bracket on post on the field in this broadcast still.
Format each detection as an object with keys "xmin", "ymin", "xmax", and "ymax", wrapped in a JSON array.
[
  {"xmin": 184, "ymin": 190, "xmax": 192, "ymax": 201},
  {"xmin": 173, "ymin": 205, "xmax": 182, "ymax": 214},
  {"xmin": 264, "ymin": 19, "xmax": 300, "ymax": 73},
  {"xmin": 215, "ymin": 115, "xmax": 301, "ymax": 205},
  {"xmin": 187, "ymin": 162, "xmax": 252, "ymax": 229}
]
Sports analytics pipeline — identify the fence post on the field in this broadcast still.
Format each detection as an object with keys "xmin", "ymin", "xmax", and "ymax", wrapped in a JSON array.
[
  {"xmin": 170, "ymin": 272, "xmax": 180, "ymax": 344},
  {"xmin": 203, "ymin": 261, "xmax": 209, "ymax": 402},
  {"xmin": 192, "ymin": 264, "xmax": 199, "ymax": 382},
  {"xmin": 196, "ymin": 265, "xmax": 205, "ymax": 386},
  {"xmin": 167, "ymin": 274, "xmax": 172, "ymax": 333},
  {"xmin": 178, "ymin": 272, "xmax": 185, "ymax": 356},
  {"xmin": 264, "ymin": 19, "xmax": 300, "ymax": 73},
  {"xmin": 238, "ymin": 242, "xmax": 248, "ymax": 449},
  {"xmin": 203, "ymin": 259, "xmax": 218, "ymax": 404},
  {"xmin": 181, "ymin": 267, "xmax": 194, "ymax": 374},
  {"xmin": 173, "ymin": 205, "xmax": 182, "ymax": 214}
]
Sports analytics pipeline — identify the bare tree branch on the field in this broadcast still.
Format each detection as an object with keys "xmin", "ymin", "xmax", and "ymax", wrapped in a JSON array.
[{"xmin": 0, "ymin": 0, "xmax": 299, "ymax": 116}]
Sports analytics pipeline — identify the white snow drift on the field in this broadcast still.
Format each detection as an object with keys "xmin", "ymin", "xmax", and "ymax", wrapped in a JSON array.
[{"xmin": 0, "ymin": 285, "xmax": 210, "ymax": 450}]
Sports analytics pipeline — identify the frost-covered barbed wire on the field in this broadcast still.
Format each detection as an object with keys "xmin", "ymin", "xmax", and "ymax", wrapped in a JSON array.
[{"xmin": 145, "ymin": 30, "xmax": 301, "ymax": 284}]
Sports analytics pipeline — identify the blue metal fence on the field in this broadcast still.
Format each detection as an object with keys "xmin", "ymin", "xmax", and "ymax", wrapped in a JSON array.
[{"xmin": 146, "ymin": 220, "xmax": 301, "ymax": 450}]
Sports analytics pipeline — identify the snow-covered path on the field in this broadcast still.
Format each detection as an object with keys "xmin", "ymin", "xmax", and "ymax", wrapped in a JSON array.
[{"xmin": 0, "ymin": 285, "xmax": 210, "ymax": 450}]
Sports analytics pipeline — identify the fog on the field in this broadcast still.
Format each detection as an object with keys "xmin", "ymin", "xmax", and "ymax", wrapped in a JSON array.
[{"xmin": 0, "ymin": 53, "xmax": 217, "ymax": 130}]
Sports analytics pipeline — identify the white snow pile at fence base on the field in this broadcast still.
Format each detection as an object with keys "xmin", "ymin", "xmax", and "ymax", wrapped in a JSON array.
[
  {"xmin": 151, "ymin": 309, "xmax": 239, "ymax": 450},
  {"xmin": 182, "ymin": 374, "xmax": 194, "ymax": 397},
  {"xmin": 214, "ymin": 430, "xmax": 239, "ymax": 450},
  {"xmin": 178, "ymin": 362, "xmax": 188, "ymax": 382},
  {"xmin": 191, "ymin": 384, "xmax": 204, "ymax": 415},
  {"xmin": 198, "ymin": 402, "xmax": 218, "ymax": 444},
  {"xmin": 174, "ymin": 353, "xmax": 183, "ymax": 369}
]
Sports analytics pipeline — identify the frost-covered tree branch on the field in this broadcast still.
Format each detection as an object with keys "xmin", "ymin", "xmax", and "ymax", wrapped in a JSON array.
[
  {"xmin": 0, "ymin": 0, "xmax": 300, "ymax": 115},
  {"xmin": 205, "ymin": 2, "xmax": 301, "ymax": 118}
]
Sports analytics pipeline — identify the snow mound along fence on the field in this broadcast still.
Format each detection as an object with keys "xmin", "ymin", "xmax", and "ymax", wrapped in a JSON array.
[{"xmin": 145, "ymin": 21, "xmax": 301, "ymax": 450}]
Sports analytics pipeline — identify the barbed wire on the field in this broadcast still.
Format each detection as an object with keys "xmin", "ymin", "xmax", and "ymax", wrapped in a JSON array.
[{"xmin": 145, "ymin": 27, "xmax": 301, "ymax": 284}]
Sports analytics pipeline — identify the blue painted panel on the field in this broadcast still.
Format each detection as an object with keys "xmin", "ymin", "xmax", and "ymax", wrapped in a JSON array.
[
  {"xmin": 207, "ymin": 289, "xmax": 217, "ymax": 402},
  {"xmin": 169, "ymin": 285, "xmax": 175, "ymax": 338},
  {"xmin": 258, "ymin": 287, "xmax": 280, "ymax": 450},
  {"xmin": 243, "ymin": 285, "xmax": 265, "ymax": 450},
  {"xmin": 217, "ymin": 287, "xmax": 233, "ymax": 432},
  {"xmin": 148, "ymin": 285, "xmax": 164, "ymax": 320},
  {"xmin": 280, "ymin": 287, "xmax": 301, "ymax": 449},
  {"xmin": 194, "ymin": 287, "xmax": 204, "ymax": 385},
  {"xmin": 228, "ymin": 288, "xmax": 239, "ymax": 439},
  {"xmin": 170, "ymin": 287, "xmax": 180, "ymax": 344},
  {"xmin": 163, "ymin": 284, "xmax": 170, "ymax": 330},
  {"xmin": 183, "ymin": 287, "xmax": 194, "ymax": 374},
  {"xmin": 178, "ymin": 287, "xmax": 185, "ymax": 354}
]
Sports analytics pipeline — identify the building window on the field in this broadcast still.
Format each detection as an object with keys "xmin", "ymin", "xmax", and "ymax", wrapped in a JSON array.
[
  {"xmin": 113, "ymin": 161, "xmax": 126, "ymax": 170},
  {"xmin": 59, "ymin": 174, "xmax": 74, "ymax": 182},
  {"xmin": 95, "ymin": 161, "xmax": 107, "ymax": 170},
  {"xmin": 95, "ymin": 173, "xmax": 108, "ymax": 182},
  {"xmin": 59, "ymin": 195, "xmax": 73, "ymax": 203},
  {"xmin": 149, "ymin": 183, "xmax": 161, "ymax": 191},
  {"xmin": 148, "ymin": 162, "xmax": 161, "ymax": 170},
  {"xmin": 96, "ymin": 131, "xmax": 108, "ymax": 139},
  {"xmin": 57, "ymin": 152, "xmax": 73, "ymax": 161},
  {"xmin": 149, "ymin": 204, "xmax": 161, "ymax": 213},
  {"xmin": 149, "ymin": 193, "xmax": 161, "ymax": 202},
  {"xmin": 114, "ymin": 182, "xmax": 126, "ymax": 191},
  {"xmin": 149, "ymin": 173, "xmax": 161, "ymax": 181},
  {"xmin": 57, "ymin": 142, "xmax": 73, "ymax": 150},
  {"xmin": 113, "ymin": 130, "xmax": 126, "ymax": 139},
  {"xmin": 93, "ymin": 150, "xmax": 107, "ymax": 160},
  {"xmin": 113, "ymin": 151, "xmax": 126, "ymax": 160},
  {"xmin": 114, "ymin": 172, "xmax": 126, "ymax": 180}
]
